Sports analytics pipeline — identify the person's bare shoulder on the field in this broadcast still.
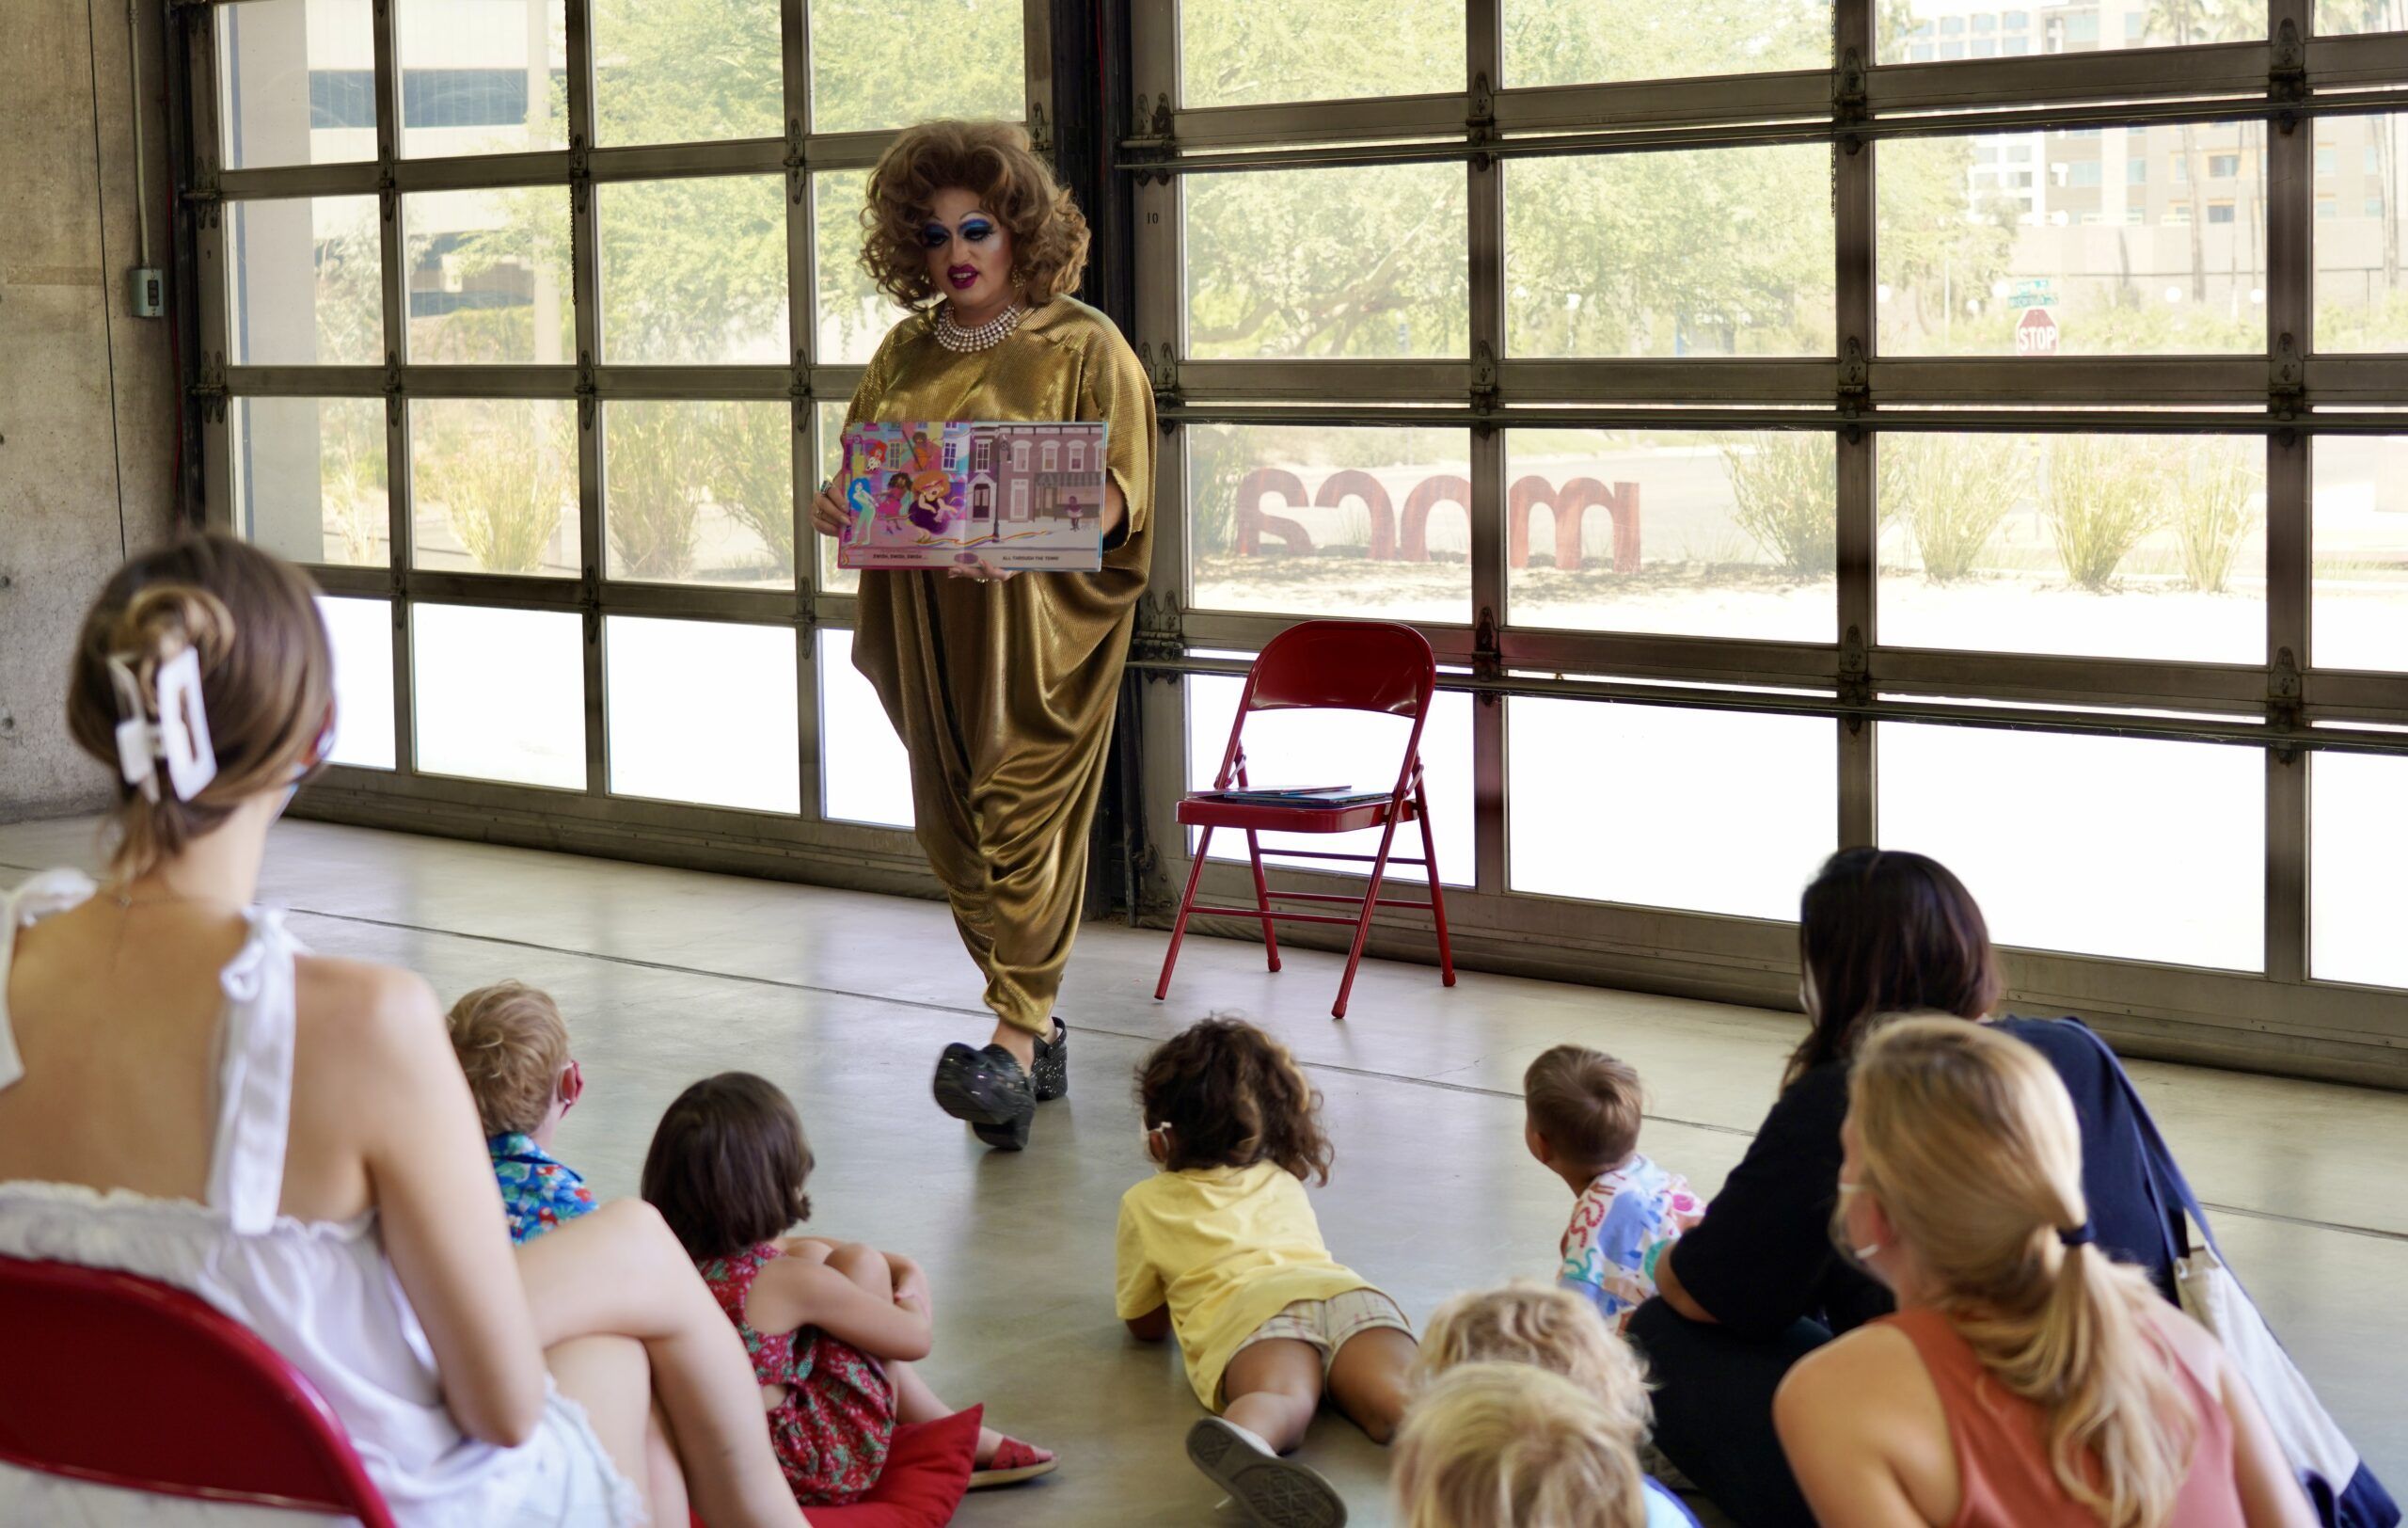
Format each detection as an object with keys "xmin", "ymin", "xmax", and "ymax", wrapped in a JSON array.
[
  {"xmin": 292, "ymin": 956, "xmax": 451, "ymax": 1088},
  {"xmin": 1778, "ymin": 1323, "xmax": 1927, "ymax": 1440}
]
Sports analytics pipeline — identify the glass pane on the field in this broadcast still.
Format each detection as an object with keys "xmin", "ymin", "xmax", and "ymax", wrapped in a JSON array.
[
  {"xmin": 819, "ymin": 628, "xmax": 911, "ymax": 826},
  {"xmin": 592, "ymin": 0, "xmax": 781, "ymax": 145},
  {"xmin": 606, "ymin": 617, "xmax": 800, "ymax": 813},
  {"xmin": 404, "ymin": 189, "xmax": 575, "ymax": 365},
  {"xmin": 397, "ymin": 0, "xmax": 566, "ymax": 158},
  {"xmin": 1185, "ymin": 673, "xmax": 1474, "ymax": 886},
  {"xmin": 2312, "ymin": 116, "xmax": 2408, "ymax": 350},
  {"xmin": 1877, "ymin": 129, "xmax": 2268, "ymax": 358},
  {"xmin": 1510, "ymin": 700, "xmax": 1835, "ymax": 918},
  {"xmin": 235, "ymin": 398, "xmax": 389, "ymax": 568},
  {"xmin": 1180, "ymin": 0, "xmax": 1456, "ymax": 107},
  {"xmin": 1189, "ymin": 424, "xmax": 1473, "ymax": 623},
  {"xmin": 1186, "ymin": 166, "xmax": 1468, "ymax": 359},
  {"xmin": 1881, "ymin": 0, "xmax": 2258, "ymax": 60},
  {"xmin": 216, "ymin": 0, "xmax": 374, "ymax": 169},
  {"xmin": 604, "ymin": 402, "xmax": 794, "ymax": 587},
  {"xmin": 815, "ymin": 172, "xmax": 893, "ymax": 366},
  {"xmin": 2311, "ymin": 751, "xmax": 2408, "ymax": 987},
  {"xmin": 2318, "ymin": 0, "xmax": 2408, "ymax": 34},
  {"xmin": 1506, "ymin": 431, "xmax": 1834, "ymax": 642},
  {"xmin": 1877, "ymin": 433, "xmax": 2264, "ymax": 664},
  {"xmin": 815, "ymin": 402, "xmax": 860, "ymax": 595},
  {"xmin": 600, "ymin": 177, "xmax": 788, "ymax": 365},
  {"xmin": 1878, "ymin": 724, "xmax": 2263, "ymax": 969},
  {"xmin": 810, "ymin": 0, "xmax": 1023, "ymax": 132},
  {"xmin": 409, "ymin": 399, "xmax": 578, "ymax": 577},
  {"xmin": 1508, "ymin": 148, "xmax": 1833, "ymax": 358},
  {"xmin": 315, "ymin": 596, "xmax": 395, "ymax": 771},
  {"xmin": 2314, "ymin": 437, "xmax": 2408, "ymax": 670},
  {"xmin": 229, "ymin": 197, "xmax": 383, "ymax": 366},
  {"xmin": 411, "ymin": 603, "xmax": 585, "ymax": 788},
  {"xmin": 1508, "ymin": 0, "xmax": 1829, "ymax": 88}
]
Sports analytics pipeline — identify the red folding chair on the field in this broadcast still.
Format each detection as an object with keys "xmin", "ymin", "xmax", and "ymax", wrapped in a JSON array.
[
  {"xmin": 0, "ymin": 1255, "xmax": 397, "ymax": 1525},
  {"xmin": 1154, "ymin": 619, "xmax": 1456, "ymax": 1019}
]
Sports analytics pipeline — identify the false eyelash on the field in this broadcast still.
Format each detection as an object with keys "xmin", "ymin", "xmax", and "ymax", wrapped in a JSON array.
[{"xmin": 919, "ymin": 227, "xmax": 950, "ymax": 248}]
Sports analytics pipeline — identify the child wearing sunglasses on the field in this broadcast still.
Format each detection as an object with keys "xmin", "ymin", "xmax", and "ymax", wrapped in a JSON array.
[{"xmin": 447, "ymin": 980, "xmax": 595, "ymax": 1244}]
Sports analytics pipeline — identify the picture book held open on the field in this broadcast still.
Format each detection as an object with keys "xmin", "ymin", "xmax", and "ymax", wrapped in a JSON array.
[{"xmin": 836, "ymin": 421, "xmax": 1111, "ymax": 571}]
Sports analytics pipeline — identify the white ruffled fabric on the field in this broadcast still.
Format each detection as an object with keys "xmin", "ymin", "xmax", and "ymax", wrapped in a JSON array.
[{"xmin": 0, "ymin": 870, "xmax": 643, "ymax": 1527}]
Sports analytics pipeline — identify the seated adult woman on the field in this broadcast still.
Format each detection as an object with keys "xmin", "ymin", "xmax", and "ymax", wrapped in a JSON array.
[
  {"xmin": 0, "ymin": 536, "xmax": 810, "ymax": 1527},
  {"xmin": 1631, "ymin": 849, "xmax": 2213, "ymax": 1528},
  {"xmin": 1776, "ymin": 1018, "xmax": 2311, "ymax": 1528}
]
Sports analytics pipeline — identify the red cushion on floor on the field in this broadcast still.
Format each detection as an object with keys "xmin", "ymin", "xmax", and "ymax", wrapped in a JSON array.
[{"xmin": 692, "ymin": 1405, "xmax": 980, "ymax": 1528}]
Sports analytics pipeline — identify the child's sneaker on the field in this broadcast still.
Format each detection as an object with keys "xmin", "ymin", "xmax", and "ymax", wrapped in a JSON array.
[{"xmin": 1184, "ymin": 1417, "xmax": 1346, "ymax": 1528}]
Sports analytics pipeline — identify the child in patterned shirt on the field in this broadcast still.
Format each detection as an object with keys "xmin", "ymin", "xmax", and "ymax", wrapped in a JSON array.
[
  {"xmin": 1523, "ymin": 1044, "xmax": 1704, "ymax": 1331},
  {"xmin": 446, "ymin": 980, "xmax": 595, "ymax": 1244}
]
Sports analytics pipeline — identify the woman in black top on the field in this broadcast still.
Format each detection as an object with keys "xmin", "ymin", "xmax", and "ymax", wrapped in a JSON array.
[{"xmin": 1633, "ymin": 849, "xmax": 2196, "ymax": 1528}]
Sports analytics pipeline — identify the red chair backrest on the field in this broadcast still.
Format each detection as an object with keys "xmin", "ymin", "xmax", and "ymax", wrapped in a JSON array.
[
  {"xmin": 1243, "ymin": 620, "xmax": 1435, "ymax": 719},
  {"xmin": 0, "ymin": 1255, "xmax": 397, "ymax": 1525}
]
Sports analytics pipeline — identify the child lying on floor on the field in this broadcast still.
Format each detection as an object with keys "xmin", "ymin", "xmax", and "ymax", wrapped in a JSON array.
[
  {"xmin": 1523, "ymin": 1044, "xmax": 1703, "ymax": 1330},
  {"xmin": 446, "ymin": 980, "xmax": 595, "ymax": 1243},
  {"xmin": 1117, "ymin": 1016, "xmax": 1419, "ymax": 1528},
  {"xmin": 641, "ymin": 1072, "xmax": 1054, "ymax": 1504}
]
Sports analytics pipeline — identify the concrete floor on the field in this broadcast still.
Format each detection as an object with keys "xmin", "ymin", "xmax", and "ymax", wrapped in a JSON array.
[{"xmin": 2, "ymin": 815, "xmax": 2401, "ymax": 1527}]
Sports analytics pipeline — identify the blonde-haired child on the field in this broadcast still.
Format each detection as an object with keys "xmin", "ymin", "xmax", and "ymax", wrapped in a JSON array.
[
  {"xmin": 1414, "ymin": 1283, "xmax": 1698, "ymax": 1527},
  {"xmin": 446, "ymin": 979, "xmax": 594, "ymax": 1242},
  {"xmin": 1394, "ymin": 1364, "xmax": 1656, "ymax": 1528}
]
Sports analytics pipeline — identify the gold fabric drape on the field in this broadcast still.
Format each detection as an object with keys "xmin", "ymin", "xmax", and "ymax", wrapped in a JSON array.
[{"xmin": 845, "ymin": 297, "xmax": 1156, "ymax": 1036}]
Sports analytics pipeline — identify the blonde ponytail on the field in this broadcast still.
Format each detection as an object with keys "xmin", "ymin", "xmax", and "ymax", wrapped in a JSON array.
[
  {"xmin": 1851, "ymin": 1020, "xmax": 2197, "ymax": 1528},
  {"xmin": 69, "ymin": 536, "xmax": 333, "ymax": 880}
]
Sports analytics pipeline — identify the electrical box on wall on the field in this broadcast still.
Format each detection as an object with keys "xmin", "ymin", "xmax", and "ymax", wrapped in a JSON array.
[{"xmin": 129, "ymin": 268, "xmax": 164, "ymax": 319}]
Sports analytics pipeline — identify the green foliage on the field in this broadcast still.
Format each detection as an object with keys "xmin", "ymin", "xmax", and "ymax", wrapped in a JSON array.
[
  {"xmin": 2042, "ymin": 437, "xmax": 2166, "ymax": 591},
  {"xmin": 318, "ymin": 400, "xmax": 389, "ymax": 564},
  {"xmin": 2172, "ymin": 438, "xmax": 2262, "ymax": 594},
  {"xmin": 1875, "ymin": 135, "xmax": 2018, "ymax": 351},
  {"xmin": 1719, "ymin": 432, "xmax": 1836, "ymax": 576},
  {"xmin": 1180, "ymin": 0, "xmax": 1456, "ymax": 107},
  {"xmin": 420, "ymin": 403, "xmax": 576, "ymax": 574},
  {"xmin": 704, "ymin": 403, "xmax": 800, "ymax": 576},
  {"xmin": 1186, "ymin": 165, "xmax": 1470, "ymax": 359},
  {"xmin": 1510, "ymin": 0, "xmax": 1829, "ymax": 88},
  {"xmin": 606, "ymin": 405, "xmax": 705, "ymax": 580},
  {"xmin": 1885, "ymin": 434, "xmax": 2026, "ymax": 583}
]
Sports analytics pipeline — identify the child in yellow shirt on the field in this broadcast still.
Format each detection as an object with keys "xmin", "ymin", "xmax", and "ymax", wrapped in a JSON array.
[{"xmin": 1117, "ymin": 1017, "xmax": 1418, "ymax": 1528}]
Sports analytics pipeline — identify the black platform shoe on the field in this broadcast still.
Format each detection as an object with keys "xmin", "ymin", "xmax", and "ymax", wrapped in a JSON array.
[
  {"xmin": 933, "ymin": 1042, "xmax": 1038, "ymax": 1152},
  {"xmin": 1031, "ymin": 1019, "xmax": 1069, "ymax": 1104}
]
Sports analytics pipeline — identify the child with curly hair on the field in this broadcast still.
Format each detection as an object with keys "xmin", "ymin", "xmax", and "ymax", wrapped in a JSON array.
[{"xmin": 1117, "ymin": 1016, "xmax": 1418, "ymax": 1528}]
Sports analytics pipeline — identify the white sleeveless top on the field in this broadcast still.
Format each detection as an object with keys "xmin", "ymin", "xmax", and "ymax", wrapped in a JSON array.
[{"xmin": 0, "ymin": 870, "xmax": 637, "ymax": 1527}]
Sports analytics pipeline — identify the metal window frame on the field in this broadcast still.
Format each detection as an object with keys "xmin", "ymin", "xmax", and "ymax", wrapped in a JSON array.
[
  {"xmin": 1122, "ymin": 0, "xmax": 2408, "ymax": 1090},
  {"xmin": 182, "ymin": 0, "xmax": 1054, "ymax": 887}
]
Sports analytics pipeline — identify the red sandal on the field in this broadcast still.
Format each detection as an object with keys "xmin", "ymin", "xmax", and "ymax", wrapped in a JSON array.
[{"xmin": 970, "ymin": 1436, "xmax": 1057, "ymax": 1489}]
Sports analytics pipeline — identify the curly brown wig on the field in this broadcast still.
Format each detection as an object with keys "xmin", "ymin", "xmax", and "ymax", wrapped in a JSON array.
[
  {"xmin": 1136, "ymin": 1016, "xmax": 1336, "ymax": 1185},
  {"xmin": 858, "ymin": 119, "xmax": 1090, "ymax": 310}
]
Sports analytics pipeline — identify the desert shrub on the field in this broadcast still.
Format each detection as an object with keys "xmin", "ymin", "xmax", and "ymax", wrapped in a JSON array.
[
  {"xmin": 2173, "ymin": 438, "xmax": 2262, "ymax": 594},
  {"xmin": 1885, "ymin": 433, "xmax": 2025, "ymax": 583},
  {"xmin": 2041, "ymin": 435, "xmax": 2165, "ymax": 591},
  {"xmin": 422, "ymin": 402, "xmax": 574, "ymax": 574},
  {"xmin": 702, "ymin": 402, "xmax": 798, "ymax": 578},
  {"xmin": 1719, "ymin": 431, "xmax": 1836, "ymax": 576}
]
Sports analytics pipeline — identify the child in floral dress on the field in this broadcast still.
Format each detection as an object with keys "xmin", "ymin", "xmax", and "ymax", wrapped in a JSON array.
[
  {"xmin": 446, "ymin": 981, "xmax": 595, "ymax": 1243},
  {"xmin": 1523, "ymin": 1045, "xmax": 1704, "ymax": 1330},
  {"xmin": 641, "ymin": 1072, "xmax": 1054, "ymax": 1504}
]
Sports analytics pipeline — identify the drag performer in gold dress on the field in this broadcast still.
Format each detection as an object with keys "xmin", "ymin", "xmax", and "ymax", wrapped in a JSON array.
[{"xmin": 810, "ymin": 121, "xmax": 1153, "ymax": 1150}]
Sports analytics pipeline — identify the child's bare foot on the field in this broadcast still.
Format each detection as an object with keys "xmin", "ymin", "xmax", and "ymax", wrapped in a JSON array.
[{"xmin": 969, "ymin": 1430, "xmax": 1056, "ymax": 1488}]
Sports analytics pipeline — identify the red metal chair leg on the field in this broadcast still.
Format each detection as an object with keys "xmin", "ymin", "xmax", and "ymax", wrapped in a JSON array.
[
  {"xmin": 1244, "ymin": 830, "xmax": 1282, "ymax": 972},
  {"xmin": 1332, "ymin": 815, "xmax": 1406, "ymax": 1020},
  {"xmin": 1153, "ymin": 827, "xmax": 1216, "ymax": 1001},
  {"xmin": 1414, "ymin": 778, "xmax": 1456, "ymax": 987}
]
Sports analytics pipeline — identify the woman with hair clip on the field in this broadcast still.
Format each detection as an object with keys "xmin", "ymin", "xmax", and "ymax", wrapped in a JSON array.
[
  {"xmin": 0, "ymin": 535, "xmax": 815, "ymax": 1527},
  {"xmin": 808, "ymin": 119, "xmax": 1154, "ymax": 1153},
  {"xmin": 1630, "ymin": 848, "xmax": 2221, "ymax": 1528},
  {"xmin": 1775, "ymin": 1018, "xmax": 2311, "ymax": 1528}
]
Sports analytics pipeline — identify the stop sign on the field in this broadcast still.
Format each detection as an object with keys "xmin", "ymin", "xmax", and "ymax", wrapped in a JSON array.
[{"xmin": 2016, "ymin": 306, "xmax": 2060, "ymax": 356}]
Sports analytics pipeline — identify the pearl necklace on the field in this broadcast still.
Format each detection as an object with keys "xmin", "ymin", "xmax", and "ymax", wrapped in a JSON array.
[{"xmin": 935, "ymin": 302, "xmax": 1025, "ymax": 353}]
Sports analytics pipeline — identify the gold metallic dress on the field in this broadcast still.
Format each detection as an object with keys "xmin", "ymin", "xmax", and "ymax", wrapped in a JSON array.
[{"xmin": 845, "ymin": 296, "xmax": 1155, "ymax": 1037}]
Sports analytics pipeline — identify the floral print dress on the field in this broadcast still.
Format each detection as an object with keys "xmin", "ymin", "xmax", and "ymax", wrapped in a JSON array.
[{"xmin": 696, "ymin": 1242, "xmax": 897, "ymax": 1505}]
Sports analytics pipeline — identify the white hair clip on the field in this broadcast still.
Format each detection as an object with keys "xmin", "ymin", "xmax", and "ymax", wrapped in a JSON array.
[{"xmin": 106, "ymin": 646, "xmax": 217, "ymax": 803}]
